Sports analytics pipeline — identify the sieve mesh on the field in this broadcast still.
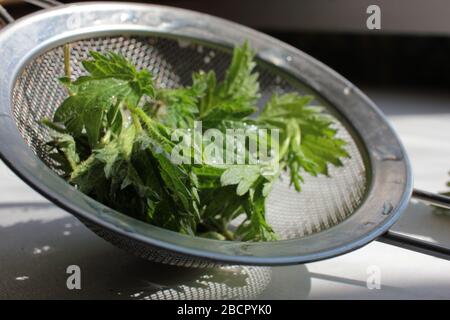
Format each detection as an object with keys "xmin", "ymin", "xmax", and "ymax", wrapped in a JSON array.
[{"xmin": 11, "ymin": 35, "xmax": 367, "ymax": 243}]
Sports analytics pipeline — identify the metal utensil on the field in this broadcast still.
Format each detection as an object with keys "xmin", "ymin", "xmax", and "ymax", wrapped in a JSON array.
[{"xmin": 0, "ymin": 2, "xmax": 449, "ymax": 267}]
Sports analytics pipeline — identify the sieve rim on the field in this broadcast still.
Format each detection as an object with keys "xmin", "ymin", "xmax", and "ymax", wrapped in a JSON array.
[{"xmin": 0, "ymin": 2, "xmax": 413, "ymax": 265}]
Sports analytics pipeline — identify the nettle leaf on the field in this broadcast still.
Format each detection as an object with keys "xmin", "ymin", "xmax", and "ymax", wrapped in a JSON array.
[
  {"xmin": 193, "ymin": 70, "xmax": 217, "ymax": 116},
  {"xmin": 237, "ymin": 185, "xmax": 277, "ymax": 241},
  {"xmin": 54, "ymin": 51, "xmax": 154, "ymax": 148},
  {"xmin": 221, "ymin": 165, "xmax": 262, "ymax": 196},
  {"xmin": 157, "ymin": 87, "xmax": 199, "ymax": 129},
  {"xmin": 200, "ymin": 102, "xmax": 256, "ymax": 128},
  {"xmin": 194, "ymin": 42, "xmax": 260, "ymax": 126},
  {"xmin": 69, "ymin": 154, "xmax": 104, "ymax": 195},
  {"xmin": 83, "ymin": 51, "xmax": 154, "ymax": 97},
  {"xmin": 192, "ymin": 165, "xmax": 225, "ymax": 189},
  {"xmin": 259, "ymin": 93, "xmax": 313, "ymax": 120},
  {"xmin": 257, "ymin": 92, "xmax": 349, "ymax": 191},
  {"xmin": 149, "ymin": 150, "xmax": 201, "ymax": 234},
  {"xmin": 154, "ymin": 151, "xmax": 195, "ymax": 212},
  {"xmin": 44, "ymin": 132, "xmax": 80, "ymax": 177},
  {"xmin": 218, "ymin": 41, "xmax": 260, "ymax": 107}
]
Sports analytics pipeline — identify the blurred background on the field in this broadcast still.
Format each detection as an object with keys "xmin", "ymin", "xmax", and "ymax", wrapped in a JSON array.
[
  {"xmin": 0, "ymin": 0, "xmax": 449, "ymax": 299},
  {"xmin": 3, "ymin": 0, "xmax": 450, "ymax": 89}
]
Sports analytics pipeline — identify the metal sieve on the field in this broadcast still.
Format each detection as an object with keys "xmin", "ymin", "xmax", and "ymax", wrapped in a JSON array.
[{"xmin": 0, "ymin": 1, "xmax": 449, "ymax": 267}]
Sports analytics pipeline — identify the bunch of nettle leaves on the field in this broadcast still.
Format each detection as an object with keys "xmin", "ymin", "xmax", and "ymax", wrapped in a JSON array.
[{"xmin": 42, "ymin": 43, "xmax": 348, "ymax": 241}]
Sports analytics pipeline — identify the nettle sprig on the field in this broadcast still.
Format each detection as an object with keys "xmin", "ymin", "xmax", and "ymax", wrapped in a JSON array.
[{"xmin": 42, "ymin": 42, "xmax": 349, "ymax": 241}]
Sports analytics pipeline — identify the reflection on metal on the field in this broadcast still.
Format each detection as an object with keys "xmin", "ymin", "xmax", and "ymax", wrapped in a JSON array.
[
  {"xmin": 0, "ymin": 5, "xmax": 14, "ymax": 25},
  {"xmin": 379, "ymin": 230, "xmax": 450, "ymax": 260},
  {"xmin": 412, "ymin": 189, "xmax": 450, "ymax": 210}
]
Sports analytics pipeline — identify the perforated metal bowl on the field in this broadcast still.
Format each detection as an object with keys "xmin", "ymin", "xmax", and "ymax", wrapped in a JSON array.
[{"xmin": 0, "ymin": 2, "xmax": 415, "ymax": 266}]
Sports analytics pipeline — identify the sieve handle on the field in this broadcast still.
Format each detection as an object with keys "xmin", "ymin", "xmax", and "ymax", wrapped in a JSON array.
[
  {"xmin": 0, "ymin": 5, "xmax": 14, "ymax": 24},
  {"xmin": 23, "ymin": 0, "xmax": 62, "ymax": 8},
  {"xmin": 378, "ymin": 230, "xmax": 450, "ymax": 261},
  {"xmin": 377, "ymin": 188, "xmax": 450, "ymax": 260},
  {"xmin": 0, "ymin": 0, "xmax": 61, "ymax": 25},
  {"xmin": 412, "ymin": 188, "xmax": 450, "ymax": 210}
]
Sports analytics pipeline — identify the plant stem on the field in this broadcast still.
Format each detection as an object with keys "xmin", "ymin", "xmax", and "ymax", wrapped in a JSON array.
[
  {"xmin": 64, "ymin": 44, "xmax": 71, "ymax": 80},
  {"xmin": 125, "ymin": 103, "xmax": 143, "ymax": 133},
  {"xmin": 222, "ymin": 228, "xmax": 235, "ymax": 241},
  {"xmin": 128, "ymin": 106, "xmax": 174, "ymax": 153},
  {"xmin": 151, "ymin": 100, "xmax": 163, "ymax": 117},
  {"xmin": 131, "ymin": 113, "xmax": 142, "ymax": 133}
]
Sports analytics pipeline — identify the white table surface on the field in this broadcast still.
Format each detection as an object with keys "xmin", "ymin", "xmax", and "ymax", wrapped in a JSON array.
[{"xmin": 0, "ymin": 87, "xmax": 449, "ymax": 299}]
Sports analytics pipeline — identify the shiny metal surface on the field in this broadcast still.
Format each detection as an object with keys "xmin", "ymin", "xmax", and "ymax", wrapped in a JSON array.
[
  {"xmin": 0, "ymin": 5, "xmax": 14, "ymax": 24},
  {"xmin": 0, "ymin": 3, "xmax": 412, "ymax": 266},
  {"xmin": 412, "ymin": 189, "xmax": 450, "ymax": 210}
]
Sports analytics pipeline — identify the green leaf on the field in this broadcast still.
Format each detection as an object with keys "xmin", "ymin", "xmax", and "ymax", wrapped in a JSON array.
[
  {"xmin": 201, "ymin": 102, "xmax": 255, "ymax": 127},
  {"xmin": 157, "ymin": 87, "xmax": 199, "ymax": 129},
  {"xmin": 54, "ymin": 51, "xmax": 154, "ymax": 148},
  {"xmin": 193, "ymin": 70, "xmax": 217, "ymax": 116},
  {"xmin": 194, "ymin": 43, "xmax": 260, "ymax": 126},
  {"xmin": 192, "ymin": 165, "xmax": 225, "ymax": 189},
  {"xmin": 44, "ymin": 131, "xmax": 80, "ymax": 176},
  {"xmin": 236, "ymin": 185, "xmax": 277, "ymax": 241},
  {"xmin": 257, "ymin": 92, "xmax": 349, "ymax": 191},
  {"xmin": 218, "ymin": 41, "xmax": 260, "ymax": 107},
  {"xmin": 221, "ymin": 165, "xmax": 262, "ymax": 196}
]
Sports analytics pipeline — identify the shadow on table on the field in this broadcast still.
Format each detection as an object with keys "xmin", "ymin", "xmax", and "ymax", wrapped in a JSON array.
[
  {"xmin": 3, "ymin": 200, "xmax": 450, "ymax": 299},
  {"xmin": 0, "ymin": 204, "xmax": 313, "ymax": 299}
]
